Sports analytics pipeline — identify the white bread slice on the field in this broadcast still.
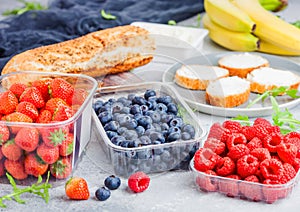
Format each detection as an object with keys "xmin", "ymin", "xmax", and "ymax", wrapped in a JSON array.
[
  {"xmin": 218, "ymin": 53, "xmax": 269, "ymax": 78},
  {"xmin": 174, "ymin": 65, "xmax": 229, "ymax": 90},
  {"xmin": 206, "ymin": 76, "xmax": 250, "ymax": 108},
  {"xmin": 247, "ymin": 67, "xmax": 300, "ymax": 94}
]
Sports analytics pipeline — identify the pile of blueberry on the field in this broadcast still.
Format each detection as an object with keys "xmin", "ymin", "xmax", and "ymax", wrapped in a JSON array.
[{"xmin": 93, "ymin": 89, "xmax": 199, "ymax": 176}]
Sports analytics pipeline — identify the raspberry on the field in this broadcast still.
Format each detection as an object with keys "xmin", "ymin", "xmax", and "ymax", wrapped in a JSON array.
[
  {"xmin": 267, "ymin": 125, "xmax": 281, "ymax": 134},
  {"xmin": 218, "ymin": 174, "xmax": 240, "ymax": 197},
  {"xmin": 284, "ymin": 131, "xmax": 300, "ymax": 158},
  {"xmin": 277, "ymin": 143, "xmax": 297, "ymax": 164},
  {"xmin": 281, "ymin": 163, "xmax": 297, "ymax": 184},
  {"xmin": 262, "ymin": 179, "xmax": 289, "ymax": 203},
  {"xmin": 237, "ymin": 154, "xmax": 260, "ymax": 179},
  {"xmin": 203, "ymin": 137, "xmax": 226, "ymax": 155},
  {"xmin": 227, "ymin": 144, "xmax": 250, "ymax": 161},
  {"xmin": 250, "ymin": 148, "xmax": 271, "ymax": 162},
  {"xmin": 260, "ymin": 158, "xmax": 284, "ymax": 181},
  {"xmin": 193, "ymin": 148, "xmax": 218, "ymax": 172},
  {"xmin": 239, "ymin": 175, "xmax": 262, "ymax": 201},
  {"xmin": 241, "ymin": 125, "xmax": 256, "ymax": 141},
  {"xmin": 253, "ymin": 124, "xmax": 269, "ymax": 140},
  {"xmin": 253, "ymin": 118, "xmax": 272, "ymax": 126},
  {"xmin": 226, "ymin": 133, "xmax": 247, "ymax": 150},
  {"xmin": 222, "ymin": 120, "xmax": 242, "ymax": 133},
  {"xmin": 128, "ymin": 171, "xmax": 150, "ymax": 193},
  {"xmin": 263, "ymin": 132, "xmax": 283, "ymax": 153},
  {"xmin": 195, "ymin": 170, "xmax": 218, "ymax": 192},
  {"xmin": 246, "ymin": 137, "xmax": 263, "ymax": 151},
  {"xmin": 207, "ymin": 122, "xmax": 230, "ymax": 141},
  {"xmin": 292, "ymin": 158, "xmax": 300, "ymax": 172},
  {"xmin": 215, "ymin": 156, "xmax": 235, "ymax": 176}
]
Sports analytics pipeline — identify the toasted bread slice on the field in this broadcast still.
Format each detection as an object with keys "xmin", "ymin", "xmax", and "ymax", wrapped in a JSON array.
[
  {"xmin": 247, "ymin": 67, "xmax": 300, "ymax": 94},
  {"xmin": 218, "ymin": 53, "xmax": 269, "ymax": 78},
  {"xmin": 206, "ymin": 76, "xmax": 250, "ymax": 108},
  {"xmin": 174, "ymin": 65, "xmax": 229, "ymax": 90}
]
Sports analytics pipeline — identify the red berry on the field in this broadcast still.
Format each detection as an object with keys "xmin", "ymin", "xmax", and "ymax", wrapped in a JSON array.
[
  {"xmin": 218, "ymin": 174, "xmax": 240, "ymax": 197},
  {"xmin": 241, "ymin": 125, "xmax": 256, "ymax": 141},
  {"xmin": 239, "ymin": 175, "xmax": 262, "ymax": 201},
  {"xmin": 194, "ymin": 148, "xmax": 219, "ymax": 172},
  {"xmin": 195, "ymin": 170, "xmax": 218, "ymax": 192},
  {"xmin": 50, "ymin": 78, "xmax": 74, "ymax": 102},
  {"xmin": 4, "ymin": 159, "xmax": 28, "ymax": 180},
  {"xmin": 250, "ymin": 148, "xmax": 271, "ymax": 162},
  {"xmin": 50, "ymin": 157, "xmax": 72, "ymax": 179},
  {"xmin": 281, "ymin": 163, "xmax": 297, "ymax": 184},
  {"xmin": 15, "ymin": 127, "xmax": 39, "ymax": 152},
  {"xmin": 19, "ymin": 87, "xmax": 45, "ymax": 109},
  {"xmin": 0, "ymin": 124, "xmax": 10, "ymax": 145},
  {"xmin": 263, "ymin": 132, "xmax": 283, "ymax": 153},
  {"xmin": 31, "ymin": 78, "xmax": 52, "ymax": 102},
  {"xmin": 227, "ymin": 144, "xmax": 250, "ymax": 161},
  {"xmin": 237, "ymin": 154, "xmax": 260, "ymax": 179},
  {"xmin": 226, "ymin": 133, "xmax": 247, "ymax": 150},
  {"xmin": 277, "ymin": 143, "xmax": 297, "ymax": 164},
  {"xmin": 253, "ymin": 118, "xmax": 271, "ymax": 126},
  {"xmin": 37, "ymin": 143, "xmax": 60, "ymax": 164},
  {"xmin": 16, "ymin": 101, "xmax": 39, "ymax": 121},
  {"xmin": 246, "ymin": 137, "xmax": 263, "ymax": 152},
  {"xmin": 0, "ymin": 90, "xmax": 18, "ymax": 114},
  {"xmin": 9, "ymin": 82, "xmax": 27, "ymax": 99},
  {"xmin": 253, "ymin": 124, "xmax": 269, "ymax": 140},
  {"xmin": 260, "ymin": 158, "xmax": 284, "ymax": 181},
  {"xmin": 207, "ymin": 122, "xmax": 230, "ymax": 141},
  {"xmin": 215, "ymin": 156, "xmax": 235, "ymax": 176},
  {"xmin": 65, "ymin": 177, "xmax": 90, "ymax": 200},
  {"xmin": 203, "ymin": 137, "xmax": 226, "ymax": 155},
  {"xmin": 24, "ymin": 153, "xmax": 49, "ymax": 177},
  {"xmin": 36, "ymin": 109, "xmax": 52, "ymax": 123},
  {"xmin": 222, "ymin": 120, "xmax": 242, "ymax": 133},
  {"xmin": 128, "ymin": 171, "xmax": 150, "ymax": 193},
  {"xmin": 262, "ymin": 179, "xmax": 288, "ymax": 203},
  {"xmin": 1, "ymin": 139, "xmax": 23, "ymax": 161}
]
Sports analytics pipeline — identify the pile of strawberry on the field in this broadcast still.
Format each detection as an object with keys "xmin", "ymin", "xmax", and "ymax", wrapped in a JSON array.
[
  {"xmin": 193, "ymin": 118, "xmax": 300, "ymax": 203},
  {"xmin": 0, "ymin": 77, "xmax": 88, "ymax": 181}
]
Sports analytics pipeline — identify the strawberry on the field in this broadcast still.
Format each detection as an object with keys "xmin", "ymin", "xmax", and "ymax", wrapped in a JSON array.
[
  {"xmin": 15, "ymin": 127, "xmax": 39, "ymax": 152},
  {"xmin": 59, "ymin": 133, "xmax": 74, "ymax": 156},
  {"xmin": 24, "ymin": 153, "xmax": 49, "ymax": 177},
  {"xmin": 9, "ymin": 82, "xmax": 27, "ymax": 99},
  {"xmin": 0, "ymin": 90, "xmax": 18, "ymax": 114},
  {"xmin": 0, "ymin": 159, "xmax": 5, "ymax": 177},
  {"xmin": 36, "ymin": 109, "xmax": 52, "ymax": 123},
  {"xmin": 128, "ymin": 171, "xmax": 150, "ymax": 193},
  {"xmin": 52, "ymin": 104, "xmax": 74, "ymax": 121},
  {"xmin": 41, "ymin": 124, "xmax": 69, "ymax": 147},
  {"xmin": 0, "ymin": 124, "xmax": 10, "ymax": 145},
  {"xmin": 16, "ymin": 101, "xmax": 39, "ymax": 121},
  {"xmin": 37, "ymin": 142, "xmax": 60, "ymax": 164},
  {"xmin": 50, "ymin": 78, "xmax": 74, "ymax": 102},
  {"xmin": 0, "ymin": 148, "xmax": 3, "ymax": 160},
  {"xmin": 4, "ymin": 159, "xmax": 28, "ymax": 180},
  {"xmin": 1, "ymin": 139, "xmax": 23, "ymax": 161},
  {"xmin": 66, "ymin": 88, "xmax": 88, "ymax": 106},
  {"xmin": 19, "ymin": 86, "xmax": 45, "ymax": 108},
  {"xmin": 2, "ymin": 112, "xmax": 33, "ymax": 134},
  {"xmin": 45, "ymin": 97, "xmax": 68, "ymax": 114},
  {"xmin": 65, "ymin": 177, "xmax": 90, "ymax": 200},
  {"xmin": 50, "ymin": 157, "xmax": 72, "ymax": 179},
  {"xmin": 31, "ymin": 78, "xmax": 52, "ymax": 102}
]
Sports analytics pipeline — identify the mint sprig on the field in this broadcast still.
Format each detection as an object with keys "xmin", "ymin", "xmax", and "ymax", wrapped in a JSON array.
[
  {"xmin": 0, "ymin": 172, "xmax": 52, "ymax": 208},
  {"xmin": 101, "ymin": 9, "xmax": 117, "ymax": 20},
  {"xmin": 2, "ymin": 0, "xmax": 47, "ymax": 16}
]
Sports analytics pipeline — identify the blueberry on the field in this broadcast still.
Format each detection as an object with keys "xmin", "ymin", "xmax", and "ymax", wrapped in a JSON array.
[
  {"xmin": 160, "ymin": 150, "xmax": 172, "ymax": 162},
  {"xmin": 122, "ymin": 130, "xmax": 138, "ymax": 140},
  {"xmin": 146, "ymin": 99, "xmax": 157, "ymax": 110},
  {"xmin": 166, "ymin": 132, "xmax": 181, "ymax": 142},
  {"xmin": 120, "ymin": 140, "xmax": 129, "ymax": 148},
  {"xmin": 121, "ymin": 106, "xmax": 131, "ymax": 114},
  {"xmin": 95, "ymin": 187, "xmax": 111, "ymax": 201},
  {"xmin": 104, "ymin": 121, "xmax": 119, "ymax": 132},
  {"xmin": 108, "ymin": 98, "xmax": 117, "ymax": 104},
  {"xmin": 167, "ymin": 103, "xmax": 178, "ymax": 115},
  {"xmin": 137, "ymin": 149, "xmax": 152, "ymax": 159},
  {"xmin": 98, "ymin": 103, "xmax": 112, "ymax": 113},
  {"xmin": 168, "ymin": 126, "xmax": 181, "ymax": 135},
  {"xmin": 111, "ymin": 136, "xmax": 125, "ymax": 146},
  {"xmin": 134, "ymin": 113, "xmax": 143, "ymax": 121},
  {"xmin": 147, "ymin": 111, "xmax": 161, "ymax": 123},
  {"xmin": 117, "ymin": 126, "xmax": 128, "ymax": 135},
  {"xmin": 157, "ymin": 96, "xmax": 172, "ymax": 105},
  {"xmin": 104, "ymin": 175, "xmax": 121, "ymax": 190},
  {"xmin": 118, "ymin": 114, "xmax": 132, "ymax": 126},
  {"xmin": 132, "ymin": 96, "xmax": 147, "ymax": 105},
  {"xmin": 112, "ymin": 102, "xmax": 124, "ymax": 113},
  {"xmin": 182, "ymin": 124, "xmax": 196, "ymax": 138},
  {"xmin": 161, "ymin": 114, "xmax": 174, "ymax": 123},
  {"xmin": 98, "ymin": 111, "xmax": 112, "ymax": 125},
  {"xmin": 106, "ymin": 131, "xmax": 118, "ymax": 139},
  {"xmin": 161, "ymin": 123, "xmax": 169, "ymax": 131},
  {"xmin": 149, "ymin": 131, "xmax": 165, "ymax": 143},
  {"xmin": 140, "ymin": 105, "xmax": 149, "ymax": 114},
  {"xmin": 135, "ymin": 125, "xmax": 145, "ymax": 137},
  {"xmin": 152, "ymin": 143, "xmax": 164, "ymax": 155},
  {"xmin": 93, "ymin": 100, "xmax": 104, "ymax": 112},
  {"xmin": 125, "ymin": 119, "xmax": 138, "ymax": 129},
  {"xmin": 155, "ymin": 103, "xmax": 168, "ymax": 113},
  {"xmin": 181, "ymin": 132, "xmax": 192, "ymax": 140},
  {"xmin": 130, "ymin": 104, "xmax": 142, "ymax": 115},
  {"xmin": 144, "ymin": 89, "xmax": 156, "ymax": 100},
  {"xmin": 117, "ymin": 97, "xmax": 131, "ymax": 107},
  {"xmin": 169, "ymin": 117, "xmax": 183, "ymax": 128},
  {"xmin": 127, "ymin": 93, "xmax": 136, "ymax": 100},
  {"xmin": 137, "ymin": 115, "xmax": 153, "ymax": 128},
  {"xmin": 152, "ymin": 123, "xmax": 161, "ymax": 132},
  {"xmin": 139, "ymin": 135, "xmax": 152, "ymax": 146}
]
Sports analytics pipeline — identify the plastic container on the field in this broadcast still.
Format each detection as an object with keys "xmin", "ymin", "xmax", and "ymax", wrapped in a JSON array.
[
  {"xmin": 93, "ymin": 82, "xmax": 206, "ymax": 178},
  {"xmin": 0, "ymin": 71, "xmax": 97, "ymax": 184}
]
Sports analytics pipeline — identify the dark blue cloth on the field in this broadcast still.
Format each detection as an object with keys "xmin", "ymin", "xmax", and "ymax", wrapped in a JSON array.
[{"xmin": 0, "ymin": 0, "xmax": 204, "ymax": 72}]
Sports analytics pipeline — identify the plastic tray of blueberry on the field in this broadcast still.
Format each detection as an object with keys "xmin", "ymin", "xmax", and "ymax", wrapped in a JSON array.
[{"xmin": 92, "ymin": 82, "xmax": 206, "ymax": 177}]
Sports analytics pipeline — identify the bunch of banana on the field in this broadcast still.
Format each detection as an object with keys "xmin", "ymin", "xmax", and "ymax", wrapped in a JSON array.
[{"xmin": 203, "ymin": 0, "xmax": 300, "ymax": 56}]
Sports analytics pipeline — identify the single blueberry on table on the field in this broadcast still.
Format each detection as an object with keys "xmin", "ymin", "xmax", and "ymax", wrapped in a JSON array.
[
  {"xmin": 104, "ymin": 175, "xmax": 121, "ymax": 190},
  {"xmin": 95, "ymin": 187, "xmax": 111, "ymax": 201}
]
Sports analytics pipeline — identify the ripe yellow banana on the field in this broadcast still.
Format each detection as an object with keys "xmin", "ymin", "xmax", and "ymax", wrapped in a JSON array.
[
  {"xmin": 233, "ymin": 0, "xmax": 300, "ymax": 53},
  {"xmin": 202, "ymin": 14, "xmax": 259, "ymax": 52},
  {"xmin": 204, "ymin": 0, "xmax": 256, "ymax": 33},
  {"xmin": 258, "ymin": 39, "xmax": 300, "ymax": 56}
]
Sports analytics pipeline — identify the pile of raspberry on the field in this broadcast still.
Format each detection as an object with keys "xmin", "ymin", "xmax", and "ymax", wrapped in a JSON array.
[{"xmin": 193, "ymin": 118, "xmax": 300, "ymax": 203}]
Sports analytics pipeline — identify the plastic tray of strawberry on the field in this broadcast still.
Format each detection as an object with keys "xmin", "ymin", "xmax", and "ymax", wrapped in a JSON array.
[
  {"xmin": 190, "ymin": 118, "xmax": 300, "ymax": 204},
  {"xmin": 93, "ymin": 82, "xmax": 206, "ymax": 177}
]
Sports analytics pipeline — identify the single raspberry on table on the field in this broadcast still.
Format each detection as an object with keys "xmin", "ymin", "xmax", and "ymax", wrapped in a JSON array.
[
  {"xmin": 227, "ymin": 144, "xmax": 250, "ymax": 162},
  {"xmin": 128, "ymin": 171, "xmax": 150, "ymax": 193},
  {"xmin": 277, "ymin": 142, "xmax": 297, "ymax": 164},
  {"xmin": 239, "ymin": 175, "xmax": 262, "ymax": 202},
  {"xmin": 196, "ymin": 170, "xmax": 218, "ymax": 192},
  {"xmin": 218, "ymin": 174, "xmax": 240, "ymax": 198},
  {"xmin": 215, "ymin": 156, "xmax": 235, "ymax": 176},
  {"xmin": 203, "ymin": 137, "xmax": 226, "ymax": 155},
  {"xmin": 260, "ymin": 158, "xmax": 284, "ymax": 181},
  {"xmin": 246, "ymin": 137, "xmax": 263, "ymax": 151},
  {"xmin": 194, "ymin": 148, "xmax": 219, "ymax": 172},
  {"xmin": 226, "ymin": 133, "xmax": 247, "ymax": 150},
  {"xmin": 250, "ymin": 148, "xmax": 271, "ymax": 162},
  {"xmin": 237, "ymin": 154, "xmax": 260, "ymax": 179},
  {"xmin": 263, "ymin": 132, "xmax": 283, "ymax": 153}
]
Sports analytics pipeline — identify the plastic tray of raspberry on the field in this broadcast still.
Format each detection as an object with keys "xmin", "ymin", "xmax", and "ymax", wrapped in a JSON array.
[
  {"xmin": 93, "ymin": 82, "xmax": 206, "ymax": 178},
  {"xmin": 0, "ymin": 71, "xmax": 97, "ymax": 185},
  {"xmin": 189, "ymin": 118, "xmax": 300, "ymax": 204}
]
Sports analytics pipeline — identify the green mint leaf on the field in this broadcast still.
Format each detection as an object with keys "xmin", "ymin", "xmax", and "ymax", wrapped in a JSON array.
[
  {"xmin": 168, "ymin": 20, "xmax": 177, "ymax": 25},
  {"xmin": 101, "ymin": 9, "xmax": 117, "ymax": 20},
  {"xmin": 286, "ymin": 89, "xmax": 300, "ymax": 98},
  {"xmin": 2, "ymin": 0, "xmax": 47, "ymax": 16}
]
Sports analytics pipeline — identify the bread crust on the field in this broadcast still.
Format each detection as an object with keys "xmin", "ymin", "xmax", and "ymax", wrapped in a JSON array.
[{"xmin": 1, "ymin": 25, "xmax": 155, "ymax": 77}]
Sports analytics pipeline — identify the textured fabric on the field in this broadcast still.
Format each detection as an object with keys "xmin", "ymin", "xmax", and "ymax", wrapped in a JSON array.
[{"xmin": 0, "ymin": 0, "xmax": 204, "ymax": 72}]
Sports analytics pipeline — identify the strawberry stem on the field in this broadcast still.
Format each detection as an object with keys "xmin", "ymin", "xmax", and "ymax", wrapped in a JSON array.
[{"xmin": 0, "ymin": 172, "xmax": 52, "ymax": 208}]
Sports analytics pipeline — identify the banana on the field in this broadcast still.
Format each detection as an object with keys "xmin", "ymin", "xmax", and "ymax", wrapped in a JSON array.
[
  {"xmin": 204, "ymin": 0, "xmax": 256, "ymax": 33},
  {"xmin": 259, "ymin": 0, "xmax": 288, "ymax": 12},
  {"xmin": 233, "ymin": 0, "xmax": 300, "ymax": 53},
  {"xmin": 258, "ymin": 39, "xmax": 300, "ymax": 56},
  {"xmin": 202, "ymin": 14, "xmax": 259, "ymax": 52}
]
